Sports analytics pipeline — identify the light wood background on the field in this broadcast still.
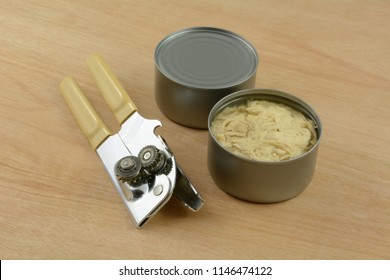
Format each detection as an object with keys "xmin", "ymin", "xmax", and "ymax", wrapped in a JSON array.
[{"xmin": 1, "ymin": 0, "xmax": 389, "ymax": 259}]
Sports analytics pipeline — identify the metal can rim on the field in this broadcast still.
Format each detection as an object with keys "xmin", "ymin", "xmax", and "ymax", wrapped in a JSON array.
[{"xmin": 154, "ymin": 26, "xmax": 259, "ymax": 90}]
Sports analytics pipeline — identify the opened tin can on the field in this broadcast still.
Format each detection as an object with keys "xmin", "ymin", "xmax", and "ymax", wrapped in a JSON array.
[
  {"xmin": 155, "ymin": 27, "xmax": 259, "ymax": 129},
  {"xmin": 208, "ymin": 89, "xmax": 322, "ymax": 203}
]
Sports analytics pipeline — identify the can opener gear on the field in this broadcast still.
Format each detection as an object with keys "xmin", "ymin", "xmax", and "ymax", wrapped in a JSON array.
[{"xmin": 60, "ymin": 54, "xmax": 204, "ymax": 228}]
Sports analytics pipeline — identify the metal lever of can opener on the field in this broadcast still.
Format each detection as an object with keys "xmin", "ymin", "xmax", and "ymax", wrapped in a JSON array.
[{"xmin": 60, "ymin": 53, "xmax": 204, "ymax": 228}]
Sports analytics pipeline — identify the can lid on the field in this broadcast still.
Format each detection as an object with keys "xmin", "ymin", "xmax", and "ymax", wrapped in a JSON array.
[{"xmin": 155, "ymin": 27, "xmax": 258, "ymax": 89}]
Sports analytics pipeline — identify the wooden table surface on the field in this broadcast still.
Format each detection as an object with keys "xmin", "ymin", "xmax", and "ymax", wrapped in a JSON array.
[{"xmin": 1, "ymin": 0, "xmax": 389, "ymax": 260}]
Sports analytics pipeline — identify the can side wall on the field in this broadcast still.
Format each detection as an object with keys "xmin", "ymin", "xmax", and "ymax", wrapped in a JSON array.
[
  {"xmin": 155, "ymin": 67, "xmax": 256, "ymax": 129},
  {"xmin": 208, "ymin": 135, "xmax": 318, "ymax": 203}
]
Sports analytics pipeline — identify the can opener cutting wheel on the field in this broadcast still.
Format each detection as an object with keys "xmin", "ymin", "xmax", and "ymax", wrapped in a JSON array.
[{"xmin": 60, "ymin": 54, "xmax": 204, "ymax": 228}]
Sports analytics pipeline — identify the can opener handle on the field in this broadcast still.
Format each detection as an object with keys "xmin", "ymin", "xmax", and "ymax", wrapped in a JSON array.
[
  {"xmin": 87, "ymin": 54, "xmax": 137, "ymax": 125},
  {"xmin": 59, "ymin": 76, "xmax": 110, "ymax": 150}
]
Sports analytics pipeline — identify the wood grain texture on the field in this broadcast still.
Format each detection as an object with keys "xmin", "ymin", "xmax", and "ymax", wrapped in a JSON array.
[{"xmin": 0, "ymin": 0, "xmax": 389, "ymax": 259}]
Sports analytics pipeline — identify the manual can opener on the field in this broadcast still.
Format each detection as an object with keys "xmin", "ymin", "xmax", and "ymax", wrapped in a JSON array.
[{"xmin": 60, "ymin": 54, "xmax": 204, "ymax": 228}]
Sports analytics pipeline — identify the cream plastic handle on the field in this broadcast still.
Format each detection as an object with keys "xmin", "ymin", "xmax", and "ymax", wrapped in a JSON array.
[
  {"xmin": 60, "ymin": 76, "xmax": 110, "ymax": 150},
  {"xmin": 87, "ymin": 53, "xmax": 137, "ymax": 125}
]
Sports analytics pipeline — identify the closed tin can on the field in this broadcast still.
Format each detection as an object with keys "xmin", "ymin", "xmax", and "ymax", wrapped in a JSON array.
[
  {"xmin": 208, "ymin": 89, "xmax": 322, "ymax": 203},
  {"xmin": 155, "ymin": 27, "xmax": 259, "ymax": 129}
]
